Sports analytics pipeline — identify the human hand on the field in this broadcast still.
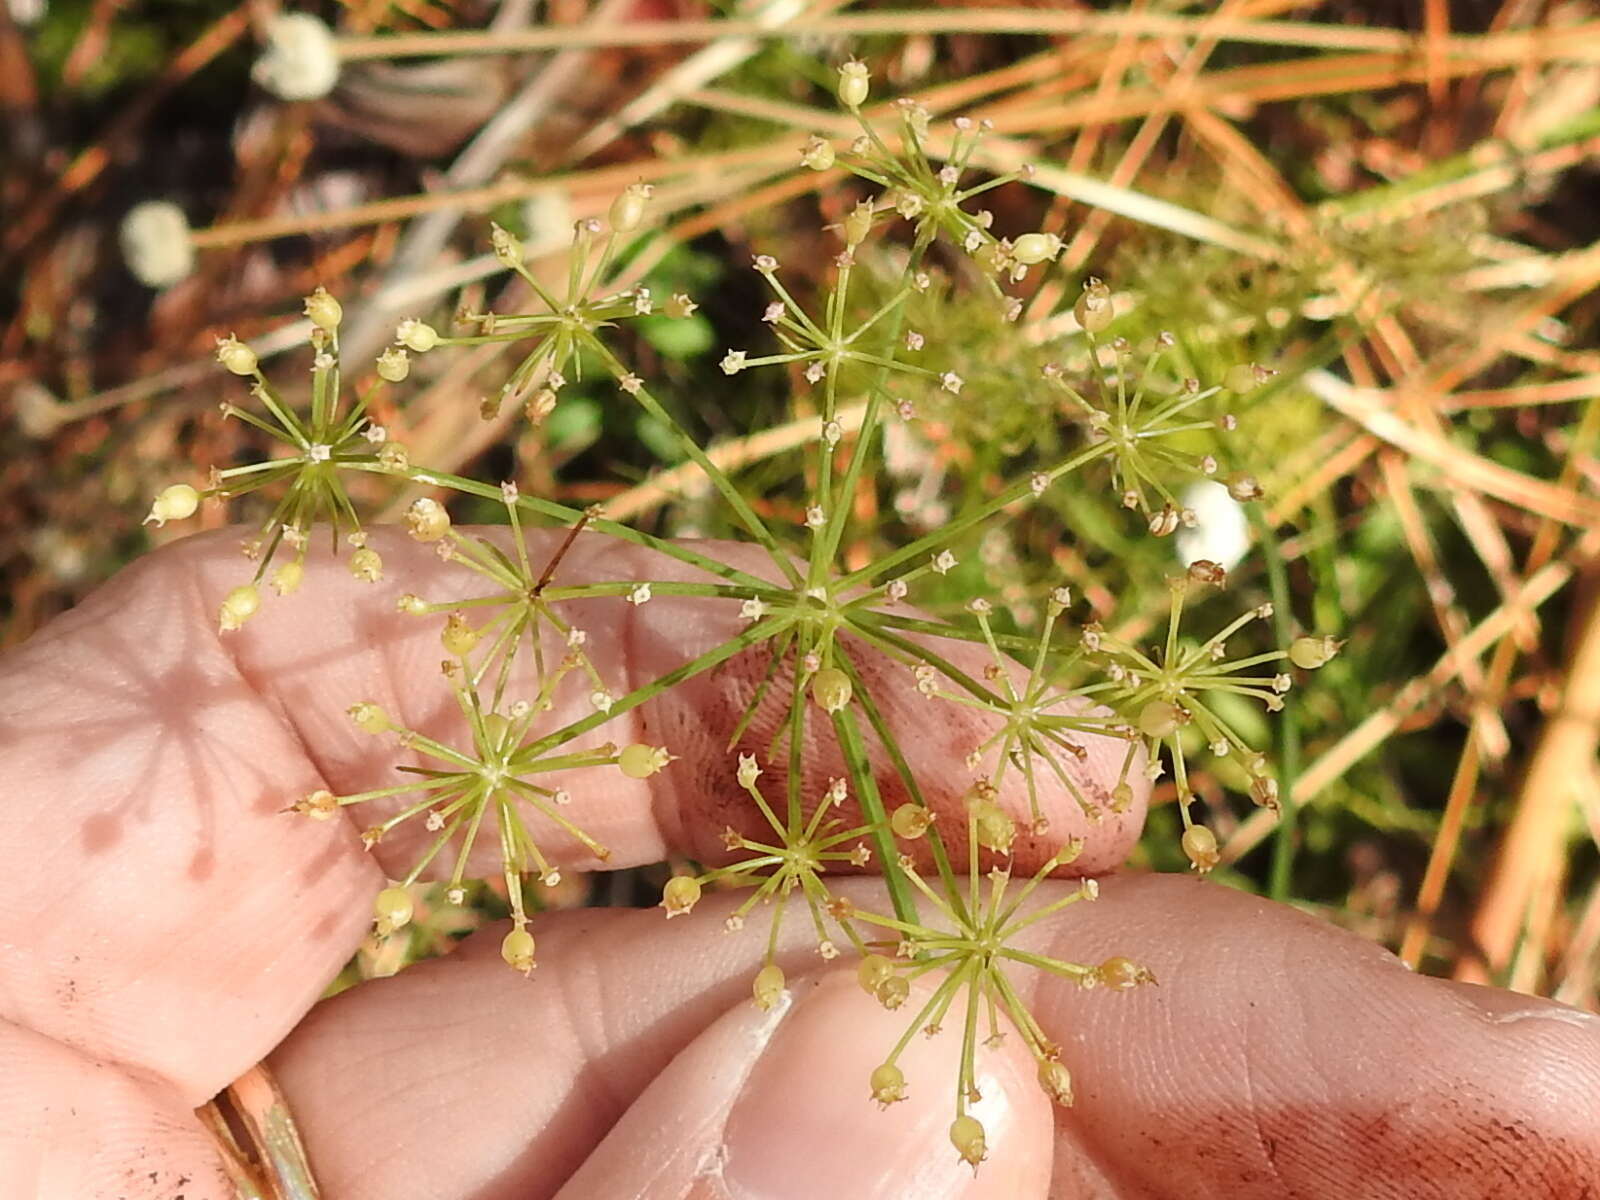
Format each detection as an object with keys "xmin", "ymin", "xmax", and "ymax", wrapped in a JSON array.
[{"xmin": 2, "ymin": 530, "xmax": 1597, "ymax": 1199}]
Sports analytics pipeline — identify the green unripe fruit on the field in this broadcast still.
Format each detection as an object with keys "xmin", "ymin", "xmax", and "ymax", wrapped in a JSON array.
[
  {"xmin": 218, "ymin": 584, "xmax": 261, "ymax": 633},
  {"xmin": 501, "ymin": 927, "xmax": 536, "ymax": 974},
  {"xmin": 857, "ymin": 953, "xmax": 895, "ymax": 995},
  {"xmin": 618, "ymin": 743, "xmax": 670, "ymax": 779},
  {"xmin": 373, "ymin": 885, "xmax": 413, "ymax": 935},
  {"xmin": 950, "ymin": 1114, "xmax": 987, "ymax": 1167},
  {"xmin": 1182, "ymin": 824, "xmax": 1220, "ymax": 872},
  {"xmin": 1138, "ymin": 699, "xmax": 1182, "ymax": 739},
  {"xmin": 810, "ymin": 667, "xmax": 853, "ymax": 713},
  {"xmin": 869, "ymin": 1063, "xmax": 906, "ymax": 1107},
  {"xmin": 890, "ymin": 804, "xmax": 931, "ymax": 839},
  {"xmin": 752, "ymin": 963, "xmax": 786, "ymax": 1011},
  {"xmin": 1289, "ymin": 634, "xmax": 1339, "ymax": 670},
  {"xmin": 660, "ymin": 874, "xmax": 701, "ymax": 917}
]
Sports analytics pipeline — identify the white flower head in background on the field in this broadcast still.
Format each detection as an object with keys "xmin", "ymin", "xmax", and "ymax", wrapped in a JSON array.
[
  {"xmin": 253, "ymin": 13, "xmax": 340, "ymax": 102},
  {"xmin": 119, "ymin": 201, "xmax": 195, "ymax": 288},
  {"xmin": 1174, "ymin": 480, "xmax": 1250, "ymax": 571},
  {"xmin": 521, "ymin": 190, "xmax": 575, "ymax": 246}
]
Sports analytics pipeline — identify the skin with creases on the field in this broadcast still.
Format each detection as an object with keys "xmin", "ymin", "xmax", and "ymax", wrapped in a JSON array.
[{"xmin": 0, "ymin": 529, "xmax": 1595, "ymax": 1199}]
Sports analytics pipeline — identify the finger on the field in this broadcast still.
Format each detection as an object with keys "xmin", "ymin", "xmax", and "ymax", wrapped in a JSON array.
[
  {"xmin": 0, "ymin": 527, "xmax": 1143, "ymax": 1106},
  {"xmin": 0, "ymin": 1019, "xmax": 228, "ymax": 1200},
  {"xmin": 558, "ymin": 970, "xmax": 1051, "ymax": 1200},
  {"xmin": 1028, "ymin": 875, "xmax": 1600, "ymax": 1197},
  {"xmin": 267, "ymin": 892, "xmax": 1054, "ymax": 1200},
  {"xmin": 267, "ymin": 878, "xmax": 1600, "ymax": 1199},
  {"xmin": 222, "ymin": 527, "xmax": 1146, "ymax": 878}
]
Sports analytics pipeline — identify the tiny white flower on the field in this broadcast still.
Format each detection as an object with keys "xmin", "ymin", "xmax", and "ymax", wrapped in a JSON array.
[
  {"xmin": 737, "ymin": 754, "xmax": 762, "ymax": 788},
  {"xmin": 905, "ymin": 331, "xmax": 924, "ymax": 351},
  {"xmin": 253, "ymin": 12, "xmax": 340, "ymax": 101},
  {"xmin": 119, "ymin": 201, "xmax": 194, "ymax": 288},
  {"xmin": 931, "ymin": 550, "xmax": 957, "ymax": 574},
  {"xmin": 939, "ymin": 371, "xmax": 963, "ymax": 394},
  {"xmin": 885, "ymin": 578, "xmax": 908, "ymax": 603},
  {"xmin": 619, "ymin": 374, "xmax": 643, "ymax": 394},
  {"xmin": 762, "ymin": 302, "xmax": 784, "ymax": 323},
  {"xmin": 740, "ymin": 597, "xmax": 765, "ymax": 621},
  {"xmin": 720, "ymin": 350, "xmax": 747, "ymax": 376},
  {"xmin": 805, "ymin": 505, "xmax": 826, "ymax": 529},
  {"xmin": 590, "ymin": 690, "xmax": 614, "ymax": 713},
  {"xmin": 804, "ymin": 361, "xmax": 825, "ymax": 383},
  {"xmin": 627, "ymin": 583, "xmax": 652, "ymax": 606}
]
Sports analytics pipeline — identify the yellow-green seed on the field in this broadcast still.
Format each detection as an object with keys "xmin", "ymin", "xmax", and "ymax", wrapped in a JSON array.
[
  {"xmin": 609, "ymin": 183, "xmax": 651, "ymax": 233},
  {"xmin": 800, "ymin": 135, "xmax": 835, "ymax": 171},
  {"xmin": 395, "ymin": 318, "xmax": 438, "ymax": 353},
  {"xmin": 1138, "ymin": 699, "xmax": 1182, "ymax": 739},
  {"xmin": 890, "ymin": 803, "xmax": 931, "ymax": 839},
  {"xmin": 837, "ymin": 59, "xmax": 870, "ymax": 108},
  {"xmin": 373, "ymin": 886, "xmax": 413, "ymax": 935},
  {"xmin": 857, "ymin": 953, "xmax": 895, "ymax": 995},
  {"xmin": 270, "ymin": 560, "xmax": 304, "ymax": 596},
  {"xmin": 218, "ymin": 584, "xmax": 261, "ymax": 633},
  {"xmin": 347, "ymin": 702, "xmax": 390, "ymax": 734},
  {"xmin": 144, "ymin": 483, "xmax": 200, "ymax": 527},
  {"xmin": 1073, "ymin": 281, "xmax": 1113, "ymax": 334},
  {"xmin": 1289, "ymin": 634, "xmax": 1339, "ymax": 670},
  {"xmin": 972, "ymin": 802, "xmax": 1015, "ymax": 856},
  {"xmin": 405, "ymin": 497, "xmax": 450, "ymax": 542},
  {"xmin": 1182, "ymin": 824, "xmax": 1220, "ymax": 872},
  {"xmin": 752, "ymin": 963, "xmax": 786, "ymax": 1011},
  {"xmin": 660, "ymin": 874, "xmax": 701, "ymax": 917},
  {"xmin": 375, "ymin": 347, "xmax": 409, "ymax": 383},
  {"xmin": 869, "ymin": 1063, "xmax": 906, "ymax": 1107},
  {"xmin": 950, "ymin": 1114, "xmax": 987, "ymax": 1167},
  {"xmin": 441, "ymin": 612, "xmax": 478, "ymax": 657},
  {"xmin": 215, "ymin": 336, "xmax": 257, "ymax": 376},
  {"xmin": 810, "ymin": 667, "xmax": 852, "ymax": 713},
  {"xmin": 1097, "ymin": 956, "xmax": 1153, "ymax": 990},
  {"xmin": 303, "ymin": 287, "xmax": 342, "ymax": 332},
  {"xmin": 348, "ymin": 547, "xmax": 383, "ymax": 583},
  {"xmin": 501, "ymin": 927, "xmax": 536, "ymax": 974},
  {"xmin": 842, "ymin": 200, "xmax": 874, "ymax": 247},
  {"xmin": 1012, "ymin": 231, "xmax": 1062, "ymax": 266},
  {"xmin": 875, "ymin": 973, "xmax": 910, "ymax": 1011},
  {"xmin": 618, "ymin": 743, "xmax": 669, "ymax": 779},
  {"xmin": 1038, "ymin": 1058, "xmax": 1074, "ymax": 1106}
]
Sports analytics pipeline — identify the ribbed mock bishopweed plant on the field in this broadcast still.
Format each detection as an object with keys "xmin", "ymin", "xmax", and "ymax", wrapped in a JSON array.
[{"xmin": 143, "ymin": 55, "xmax": 1333, "ymax": 1169}]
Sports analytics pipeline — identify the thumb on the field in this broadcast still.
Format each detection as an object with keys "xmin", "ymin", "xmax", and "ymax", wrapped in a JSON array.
[{"xmin": 556, "ymin": 968, "xmax": 1053, "ymax": 1199}]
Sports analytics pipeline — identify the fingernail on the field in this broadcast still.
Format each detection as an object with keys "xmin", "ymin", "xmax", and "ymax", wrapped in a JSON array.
[{"xmin": 719, "ymin": 969, "xmax": 1048, "ymax": 1200}]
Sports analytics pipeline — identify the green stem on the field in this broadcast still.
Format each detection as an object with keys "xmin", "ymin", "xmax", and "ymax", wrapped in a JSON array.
[
  {"xmin": 830, "ymin": 689, "xmax": 918, "ymax": 928},
  {"xmin": 1252, "ymin": 503, "xmax": 1301, "ymax": 902}
]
